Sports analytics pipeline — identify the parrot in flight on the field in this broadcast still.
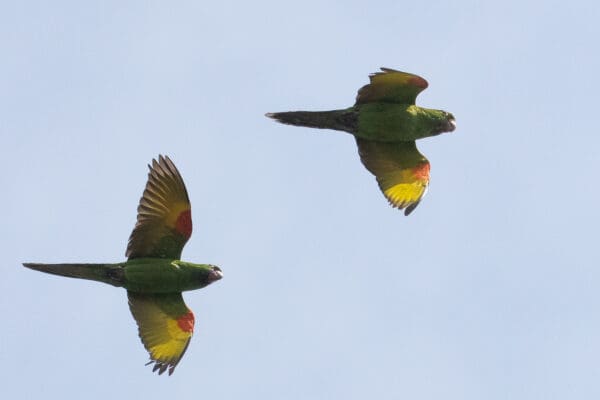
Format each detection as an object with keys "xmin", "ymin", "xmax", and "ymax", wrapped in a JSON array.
[
  {"xmin": 23, "ymin": 155, "xmax": 222, "ymax": 375},
  {"xmin": 266, "ymin": 68, "xmax": 456, "ymax": 215}
]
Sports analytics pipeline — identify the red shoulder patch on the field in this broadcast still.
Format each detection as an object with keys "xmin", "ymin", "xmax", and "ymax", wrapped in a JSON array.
[
  {"xmin": 175, "ymin": 209, "xmax": 192, "ymax": 238},
  {"xmin": 409, "ymin": 76, "xmax": 428, "ymax": 89},
  {"xmin": 176, "ymin": 311, "xmax": 195, "ymax": 333}
]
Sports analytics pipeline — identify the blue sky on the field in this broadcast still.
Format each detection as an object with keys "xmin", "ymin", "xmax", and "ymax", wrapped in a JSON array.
[{"xmin": 2, "ymin": 1, "xmax": 600, "ymax": 399}]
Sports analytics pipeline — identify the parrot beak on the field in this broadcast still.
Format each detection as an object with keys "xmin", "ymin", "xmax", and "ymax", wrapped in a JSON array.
[
  {"xmin": 433, "ymin": 113, "xmax": 456, "ymax": 136},
  {"xmin": 448, "ymin": 119, "xmax": 456, "ymax": 132},
  {"xmin": 446, "ymin": 113, "xmax": 456, "ymax": 132},
  {"xmin": 208, "ymin": 266, "xmax": 223, "ymax": 283}
]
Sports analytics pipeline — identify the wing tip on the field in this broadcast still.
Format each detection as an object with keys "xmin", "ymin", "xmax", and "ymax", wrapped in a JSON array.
[
  {"xmin": 148, "ymin": 154, "xmax": 177, "ymax": 175},
  {"xmin": 403, "ymin": 201, "xmax": 420, "ymax": 216},
  {"xmin": 383, "ymin": 197, "xmax": 421, "ymax": 216},
  {"xmin": 146, "ymin": 359, "xmax": 177, "ymax": 376},
  {"xmin": 369, "ymin": 67, "xmax": 429, "ymax": 88}
]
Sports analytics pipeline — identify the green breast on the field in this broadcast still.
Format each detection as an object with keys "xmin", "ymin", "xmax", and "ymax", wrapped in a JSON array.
[
  {"xmin": 356, "ymin": 103, "xmax": 424, "ymax": 142},
  {"xmin": 122, "ymin": 259, "xmax": 208, "ymax": 293}
]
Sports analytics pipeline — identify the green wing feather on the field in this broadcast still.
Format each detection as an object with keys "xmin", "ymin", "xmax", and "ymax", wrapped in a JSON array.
[
  {"xmin": 356, "ymin": 138, "xmax": 430, "ymax": 215},
  {"xmin": 126, "ymin": 155, "xmax": 192, "ymax": 260},
  {"xmin": 128, "ymin": 291, "xmax": 194, "ymax": 375},
  {"xmin": 355, "ymin": 67, "xmax": 429, "ymax": 106}
]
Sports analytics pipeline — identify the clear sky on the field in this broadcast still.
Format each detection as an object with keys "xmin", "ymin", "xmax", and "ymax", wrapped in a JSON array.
[{"xmin": 2, "ymin": 1, "xmax": 600, "ymax": 399}]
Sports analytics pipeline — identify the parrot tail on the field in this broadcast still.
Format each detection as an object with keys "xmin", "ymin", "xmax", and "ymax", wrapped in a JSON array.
[
  {"xmin": 266, "ymin": 109, "xmax": 358, "ymax": 134},
  {"xmin": 23, "ymin": 262, "xmax": 125, "ymax": 287}
]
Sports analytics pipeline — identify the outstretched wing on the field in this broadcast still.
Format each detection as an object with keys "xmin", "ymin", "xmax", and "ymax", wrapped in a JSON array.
[
  {"xmin": 126, "ymin": 155, "xmax": 192, "ymax": 260},
  {"xmin": 356, "ymin": 138, "xmax": 430, "ymax": 215},
  {"xmin": 128, "ymin": 291, "xmax": 195, "ymax": 375},
  {"xmin": 355, "ymin": 67, "xmax": 428, "ymax": 106}
]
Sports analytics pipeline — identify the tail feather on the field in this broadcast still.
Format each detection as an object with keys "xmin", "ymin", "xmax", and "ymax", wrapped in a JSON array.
[
  {"xmin": 266, "ymin": 109, "xmax": 357, "ymax": 133},
  {"xmin": 23, "ymin": 263, "xmax": 124, "ymax": 287}
]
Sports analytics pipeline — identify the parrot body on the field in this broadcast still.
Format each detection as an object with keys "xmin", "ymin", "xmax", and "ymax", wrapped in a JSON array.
[
  {"xmin": 23, "ymin": 260, "xmax": 220, "ymax": 294},
  {"xmin": 267, "ymin": 68, "xmax": 456, "ymax": 215},
  {"xmin": 23, "ymin": 155, "xmax": 222, "ymax": 375},
  {"xmin": 269, "ymin": 104, "xmax": 451, "ymax": 142}
]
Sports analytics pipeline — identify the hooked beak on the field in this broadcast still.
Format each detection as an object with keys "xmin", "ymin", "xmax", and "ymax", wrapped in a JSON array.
[
  {"xmin": 446, "ymin": 114, "xmax": 456, "ymax": 132},
  {"xmin": 208, "ymin": 266, "xmax": 223, "ymax": 283}
]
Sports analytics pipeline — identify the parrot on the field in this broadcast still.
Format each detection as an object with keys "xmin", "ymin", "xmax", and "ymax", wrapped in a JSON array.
[
  {"xmin": 266, "ymin": 68, "xmax": 456, "ymax": 215},
  {"xmin": 23, "ymin": 155, "xmax": 222, "ymax": 375}
]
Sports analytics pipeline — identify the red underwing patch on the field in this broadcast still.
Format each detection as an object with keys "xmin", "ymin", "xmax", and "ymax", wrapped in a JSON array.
[
  {"xmin": 409, "ymin": 76, "xmax": 428, "ymax": 89},
  {"xmin": 413, "ymin": 162, "xmax": 431, "ymax": 181},
  {"xmin": 176, "ymin": 311, "xmax": 195, "ymax": 333},
  {"xmin": 175, "ymin": 209, "xmax": 192, "ymax": 238}
]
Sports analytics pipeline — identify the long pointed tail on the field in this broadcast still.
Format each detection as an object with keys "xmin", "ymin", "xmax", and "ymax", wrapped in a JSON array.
[
  {"xmin": 266, "ymin": 109, "xmax": 357, "ymax": 134},
  {"xmin": 23, "ymin": 263, "xmax": 124, "ymax": 287}
]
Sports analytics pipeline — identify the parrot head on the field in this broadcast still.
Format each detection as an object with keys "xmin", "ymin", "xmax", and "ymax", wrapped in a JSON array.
[
  {"xmin": 406, "ymin": 106, "xmax": 456, "ymax": 140},
  {"xmin": 429, "ymin": 109, "xmax": 456, "ymax": 136},
  {"xmin": 175, "ymin": 262, "xmax": 223, "ymax": 291}
]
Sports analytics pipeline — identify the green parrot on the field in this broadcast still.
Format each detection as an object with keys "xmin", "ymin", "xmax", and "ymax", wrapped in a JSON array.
[
  {"xmin": 23, "ymin": 155, "xmax": 222, "ymax": 375},
  {"xmin": 266, "ymin": 68, "xmax": 456, "ymax": 215}
]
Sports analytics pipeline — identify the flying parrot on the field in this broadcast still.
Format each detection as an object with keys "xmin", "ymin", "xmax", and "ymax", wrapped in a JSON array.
[
  {"xmin": 23, "ymin": 155, "xmax": 222, "ymax": 375},
  {"xmin": 266, "ymin": 68, "xmax": 456, "ymax": 215}
]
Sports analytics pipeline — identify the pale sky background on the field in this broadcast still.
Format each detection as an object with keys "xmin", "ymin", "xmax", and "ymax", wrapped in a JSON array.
[{"xmin": 2, "ymin": 1, "xmax": 600, "ymax": 399}]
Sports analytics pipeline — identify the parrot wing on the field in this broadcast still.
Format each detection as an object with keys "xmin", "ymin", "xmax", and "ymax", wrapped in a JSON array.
[
  {"xmin": 126, "ymin": 155, "xmax": 192, "ymax": 260},
  {"xmin": 128, "ymin": 291, "xmax": 195, "ymax": 375},
  {"xmin": 355, "ymin": 67, "xmax": 428, "ymax": 106},
  {"xmin": 356, "ymin": 138, "xmax": 430, "ymax": 215}
]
